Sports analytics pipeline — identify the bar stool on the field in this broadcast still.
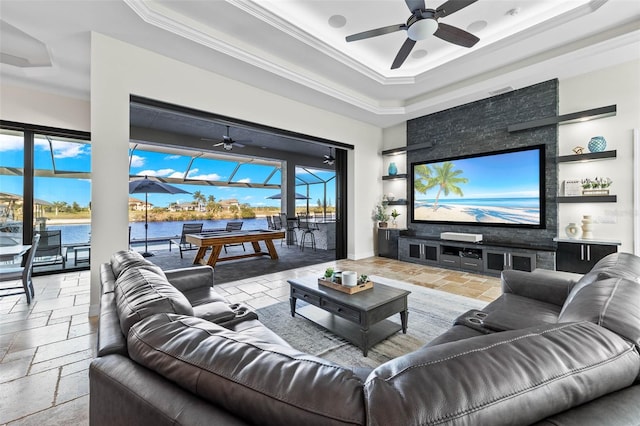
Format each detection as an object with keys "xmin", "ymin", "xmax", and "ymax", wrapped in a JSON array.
[
  {"xmin": 297, "ymin": 214, "xmax": 317, "ymax": 251},
  {"xmin": 284, "ymin": 217, "xmax": 298, "ymax": 247}
]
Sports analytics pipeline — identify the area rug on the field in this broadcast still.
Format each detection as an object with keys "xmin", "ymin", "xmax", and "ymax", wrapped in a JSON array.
[{"xmin": 256, "ymin": 275, "xmax": 485, "ymax": 369}]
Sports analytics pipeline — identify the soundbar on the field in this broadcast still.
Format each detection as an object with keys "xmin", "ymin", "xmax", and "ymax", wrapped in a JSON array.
[{"xmin": 440, "ymin": 232, "xmax": 483, "ymax": 243}]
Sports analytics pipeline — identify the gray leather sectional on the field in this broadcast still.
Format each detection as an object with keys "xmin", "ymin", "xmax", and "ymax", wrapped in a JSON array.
[{"xmin": 90, "ymin": 250, "xmax": 640, "ymax": 425}]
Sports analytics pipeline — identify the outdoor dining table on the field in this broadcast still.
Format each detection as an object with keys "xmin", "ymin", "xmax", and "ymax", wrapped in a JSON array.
[{"xmin": 0, "ymin": 244, "xmax": 31, "ymax": 263}]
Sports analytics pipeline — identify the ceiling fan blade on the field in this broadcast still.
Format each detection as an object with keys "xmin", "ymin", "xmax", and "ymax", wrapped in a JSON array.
[
  {"xmin": 213, "ymin": 142, "xmax": 224, "ymax": 147},
  {"xmin": 405, "ymin": 0, "xmax": 426, "ymax": 13},
  {"xmin": 435, "ymin": 0, "xmax": 478, "ymax": 18},
  {"xmin": 391, "ymin": 38, "xmax": 416, "ymax": 69},
  {"xmin": 346, "ymin": 24, "xmax": 405, "ymax": 42},
  {"xmin": 233, "ymin": 142, "xmax": 245, "ymax": 148},
  {"xmin": 433, "ymin": 22, "xmax": 479, "ymax": 47}
]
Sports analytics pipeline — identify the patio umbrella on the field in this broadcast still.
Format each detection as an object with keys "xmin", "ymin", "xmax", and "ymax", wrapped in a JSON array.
[
  {"xmin": 266, "ymin": 192, "xmax": 310, "ymax": 200},
  {"xmin": 129, "ymin": 177, "xmax": 190, "ymax": 257}
]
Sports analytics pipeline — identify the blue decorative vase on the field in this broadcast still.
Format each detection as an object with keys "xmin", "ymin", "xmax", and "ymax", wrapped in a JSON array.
[
  {"xmin": 388, "ymin": 162, "xmax": 398, "ymax": 176},
  {"xmin": 588, "ymin": 136, "xmax": 607, "ymax": 153}
]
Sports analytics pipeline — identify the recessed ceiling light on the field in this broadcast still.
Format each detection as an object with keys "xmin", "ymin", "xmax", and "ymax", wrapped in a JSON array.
[
  {"xmin": 411, "ymin": 49, "xmax": 428, "ymax": 59},
  {"xmin": 506, "ymin": 8, "xmax": 521, "ymax": 16},
  {"xmin": 328, "ymin": 15, "xmax": 346, "ymax": 28},
  {"xmin": 467, "ymin": 20, "xmax": 487, "ymax": 33}
]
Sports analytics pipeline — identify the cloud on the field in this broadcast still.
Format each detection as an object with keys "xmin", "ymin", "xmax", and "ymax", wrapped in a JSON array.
[
  {"xmin": 167, "ymin": 171, "xmax": 185, "ymax": 179},
  {"xmin": 237, "ymin": 177, "xmax": 251, "ymax": 183},
  {"xmin": 0, "ymin": 135, "xmax": 25, "ymax": 151},
  {"xmin": 50, "ymin": 141, "xmax": 87, "ymax": 159},
  {"xmin": 186, "ymin": 169, "xmax": 222, "ymax": 181},
  {"xmin": 165, "ymin": 154, "xmax": 181, "ymax": 160},
  {"xmin": 136, "ymin": 169, "xmax": 177, "ymax": 177},
  {"xmin": 130, "ymin": 155, "xmax": 145, "ymax": 168}
]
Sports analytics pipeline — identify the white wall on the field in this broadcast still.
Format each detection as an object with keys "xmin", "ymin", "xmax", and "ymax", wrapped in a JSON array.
[
  {"xmin": 558, "ymin": 59, "xmax": 640, "ymax": 253},
  {"xmin": 381, "ymin": 122, "xmax": 408, "ymax": 231},
  {"xmin": 89, "ymin": 33, "xmax": 383, "ymax": 313},
  {"xmin": 0, "ymin": 84, "xmax": 90, "ymax": 131}
]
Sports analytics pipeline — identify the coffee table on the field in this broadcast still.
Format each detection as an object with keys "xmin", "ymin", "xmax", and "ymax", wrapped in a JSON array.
[{"xmin": 288, "ymin": 276, "xmax": 410, "ymax": 356}]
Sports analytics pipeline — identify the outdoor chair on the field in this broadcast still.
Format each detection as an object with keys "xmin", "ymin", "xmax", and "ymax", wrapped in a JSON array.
[
  {"xmin": 170, "ymin": 223, "xmax": 204, "ymax": 258},
  {"xmin": 297, "ymin": 214, "xmax": 318, "ymax": 251},
  {"xmin": 223, "ymin": 221, "xmax": 245, "ymax": 253},
  {"xmin": 0, "ymin": 234, "xmax": 40, "ymax": 304},
  {"xmin": 33, "ymin": 230, "xmax": 67, "ymax": 269},
  {"xmin": 273, "ymin": 215, "xmax": 283, "ymax": 230},
  {"xmin": 266, "ymin": 215, "xmax": 275, "ymax": 230}
]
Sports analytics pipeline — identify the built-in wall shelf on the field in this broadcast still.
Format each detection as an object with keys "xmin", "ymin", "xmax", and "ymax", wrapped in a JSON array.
[
  {"xmin": 557, "ymin": 195, "xmax": 617, "ymax": 203},
  {"xmin": 508, "ymin": 105, "xmax": 616, "ymax": 133},
  {"xmin": 557, "ymin": 150, "xmax": 616, "ymax": 163},
  {"xmin": 387, "ymin": 200, "xmax": 408, "ymax": 206},
  {"xmin": 381, "ymin": 141, "xmax": 433, "ymax": 156},
  {"xmin": 382, "ymin": 174, "xmax": 407, "ymax": 180}
]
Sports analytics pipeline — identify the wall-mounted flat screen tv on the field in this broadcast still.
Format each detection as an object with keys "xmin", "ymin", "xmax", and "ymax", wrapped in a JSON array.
[{"xmin": 411, "ymin": 145, "xmax": 545, "ymax": 228}]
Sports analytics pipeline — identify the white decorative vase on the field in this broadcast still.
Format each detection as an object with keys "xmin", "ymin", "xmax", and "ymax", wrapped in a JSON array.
[
  {"xmin": 581, "ymin": 215, "xmax": 594, "ymax": 239},
  {"xmin": 565, "ymin": 223, "xmax": 580, "ymax": 239},
  {"xmin": 342, "ymin": 271, "xmax": 357, "ymax": 287}
]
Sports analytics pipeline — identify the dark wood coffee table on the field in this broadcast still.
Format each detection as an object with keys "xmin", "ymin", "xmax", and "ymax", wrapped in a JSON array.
[{"xmin": 288, "ymin": 276, "xmax": 410, "ymax": 356}]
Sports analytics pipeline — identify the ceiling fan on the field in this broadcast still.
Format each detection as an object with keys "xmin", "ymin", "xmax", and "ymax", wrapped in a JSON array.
[
  {"xmin": 324, "ymin": 148, "xmax": 335, "ymax": 165},
  {"xmin": 203, "ymin": 125, "xmax": 251, "ymax": 151},
  {"xmin": 345, "ymin": 0, "xmax": 480, "ymax": 69}
]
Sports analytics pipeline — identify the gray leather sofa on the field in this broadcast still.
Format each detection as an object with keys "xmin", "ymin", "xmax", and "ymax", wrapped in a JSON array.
[{"xmin": 90, "ymin": 250, "xmax": 640, "ymax": 425}]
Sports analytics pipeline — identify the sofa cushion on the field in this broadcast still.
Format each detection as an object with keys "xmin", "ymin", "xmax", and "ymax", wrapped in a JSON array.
[
  {"xmin": 110, "ymin": 250, "xmax": 166, "ymax": 280},
  {"xmin": 115, "ymin": 268, "xmax": 193, "ymax": 335},
  {"xmin": 565, "ymin": 253, "xmax": 640, "ymax": 307},
  {"xmin": 128, "ymin": 313, "xmax": 366, "ymax": 426},
  {"xmin": 182, "ymin": 286, "xmax": 227, "ymax": 307},
  {"xmin": 191, "ymin": 301, "xmax": 237, "ymax": 324},
  {"xmin": 559, "ymin": 277, "xmax": 640, "ymax": 349},
  {"xmin": 483, "ymin": 293, "xmax": 562, "ymax": 326},
  {"xmin": 365, "ymin": 322, "xmax": 640, "ymax": 426}
]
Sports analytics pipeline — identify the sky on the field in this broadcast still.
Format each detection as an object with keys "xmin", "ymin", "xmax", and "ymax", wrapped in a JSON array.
[{"xmin": 0, "ymin": 133, "xmax": 336, "ymax": 209}]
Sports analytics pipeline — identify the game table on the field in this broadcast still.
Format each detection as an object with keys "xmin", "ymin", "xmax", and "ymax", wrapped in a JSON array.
[{"xmin": 185, "ymin": 229, "xmax": 285, "ymax": 267}]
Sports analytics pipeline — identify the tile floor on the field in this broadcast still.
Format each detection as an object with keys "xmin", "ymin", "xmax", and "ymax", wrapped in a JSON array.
[{"xmin": 0, "ymin": 256, "xmax": 500, "ymax": 425}]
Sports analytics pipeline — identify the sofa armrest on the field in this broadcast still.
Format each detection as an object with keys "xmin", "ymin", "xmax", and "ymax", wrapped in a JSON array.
[
  {"xmin": 164, "ymin": 265, "xmax": 214, "ymax": 292},
  {"xmin": 366, "ymin": 322, "xmax": 640, "ymax": 426},
  {"xmin": 90, "ymin": 355, "xmax": 251, "ymax": 426},
  {"xmin": 501, "ymin": 268, "xmax": 582, "ymax": 306}
]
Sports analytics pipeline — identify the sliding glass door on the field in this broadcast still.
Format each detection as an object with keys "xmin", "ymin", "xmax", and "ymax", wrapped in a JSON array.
[
  {"xmin": 0, "ymin": 122, "xmax": 91, "ymax": 273},
  {"xmin": 0, "ymin": 129, "xmax": 25, "ymax": 247}
]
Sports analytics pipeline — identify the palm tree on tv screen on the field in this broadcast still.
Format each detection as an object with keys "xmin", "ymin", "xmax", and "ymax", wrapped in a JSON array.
[
  {"xmin": 414, "ymin": 164, "xmax": 433, "ymax": 196},
  {"xmin": 415, "ymin": 162, "xmax": 468, "ymax": 211}
]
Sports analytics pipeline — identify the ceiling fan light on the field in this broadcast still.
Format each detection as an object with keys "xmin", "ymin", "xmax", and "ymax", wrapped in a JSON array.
[
  {"xmin": 408, "ymin": 18, "xmax": 438, "ymax": 40},
  {"xmin": 223, "ymin": 142, "xmax": 233, "ymax": 151}
]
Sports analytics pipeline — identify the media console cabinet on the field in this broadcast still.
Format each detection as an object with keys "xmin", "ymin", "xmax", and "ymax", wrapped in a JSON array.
[{"xmin": 397, "ymin": 235, "xmax": 556, "ymax": 276}]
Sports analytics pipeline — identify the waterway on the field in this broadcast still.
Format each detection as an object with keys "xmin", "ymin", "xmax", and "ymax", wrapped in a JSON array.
[{"xmin": 46, "ymin": 218, "xmax": 269, "ymax": 245}]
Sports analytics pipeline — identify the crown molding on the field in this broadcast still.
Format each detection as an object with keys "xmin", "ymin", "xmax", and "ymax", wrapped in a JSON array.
[
  {"xmin": 123, "ymin": 0, "xmax": 409, "ymax": 117},
  {"xmin": 229, "ymin": 0, "xmax": 417, "ymax": 86}
]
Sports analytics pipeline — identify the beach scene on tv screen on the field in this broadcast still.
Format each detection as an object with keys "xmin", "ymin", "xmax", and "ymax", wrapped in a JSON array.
[{"xmin": 413, "ymin": 149, "xmax": 541, "ymax": 225}]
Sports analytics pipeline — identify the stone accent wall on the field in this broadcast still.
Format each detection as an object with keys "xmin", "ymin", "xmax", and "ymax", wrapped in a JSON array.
[{"xmin": 406, "ymin": 80, "xmax": 558, "ymax": 248}]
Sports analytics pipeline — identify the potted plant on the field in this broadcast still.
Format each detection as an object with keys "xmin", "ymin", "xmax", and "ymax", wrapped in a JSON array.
[
  {"xmin": 373, "ymin": 201, "xmax": 390, "ymax": 228},
  {"xmin": 358, "ymin": 274, "xmax": 369, "ymax": 284},
  {"xmin": 324, "ymin": 267, "xmax": 334, "ymax": 282},
  {"xmin": 390, "ymin": 209, "xmax": 401, "ymax": 227}
]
